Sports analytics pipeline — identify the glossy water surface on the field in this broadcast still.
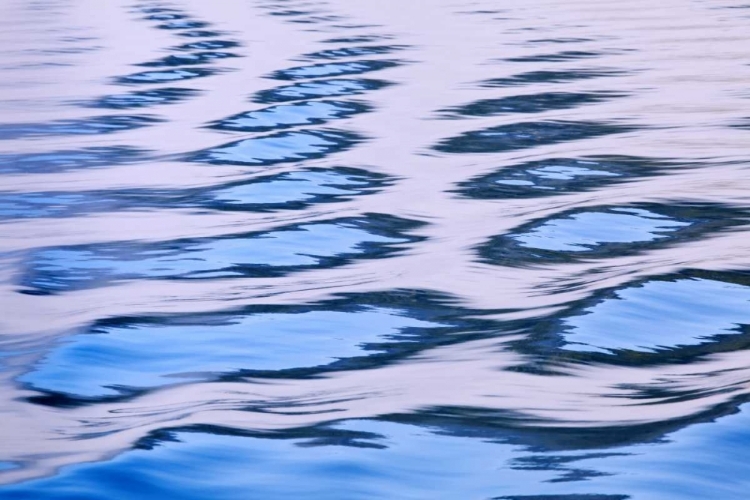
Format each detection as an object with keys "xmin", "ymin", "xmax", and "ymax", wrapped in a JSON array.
[{"xmin": 1, "ymin": 0, "xmax": 750, "ymax": 498}]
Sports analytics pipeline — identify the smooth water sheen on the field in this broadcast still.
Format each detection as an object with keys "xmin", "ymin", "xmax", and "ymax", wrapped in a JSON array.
[{"xmin": 1, "ymin": 0, "xmax": 750, "ymax": 498}]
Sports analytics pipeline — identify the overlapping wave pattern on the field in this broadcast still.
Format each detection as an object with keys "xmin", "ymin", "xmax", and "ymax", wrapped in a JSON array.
[{"xmin": 1, "ymin": 0, "xmax": 750, "ymax": 498}]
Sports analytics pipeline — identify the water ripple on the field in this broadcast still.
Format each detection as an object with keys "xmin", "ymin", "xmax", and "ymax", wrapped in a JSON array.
[
  {"xmin": 435, "ymin": 121, "xmax": 634, "ymax": 154},
  {"xmin": 2, "ymin": 0, "xmax": 750, "ymax": 496}
]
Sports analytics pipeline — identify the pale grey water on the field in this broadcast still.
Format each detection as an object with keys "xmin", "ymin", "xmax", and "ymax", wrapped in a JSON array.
[{"xmin": 1, "ymin": 0, "xmax": 750, "ymax": 498}]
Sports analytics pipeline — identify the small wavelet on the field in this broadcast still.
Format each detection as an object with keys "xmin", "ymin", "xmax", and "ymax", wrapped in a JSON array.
[
  {"xmin": 505, "ymin": 50, "xmax": 606, "ymax": 63},
  {"xmin": 0, "ymin": 115, "xmax": 160, "ymax": 140},
  {"xmin": 253, "ymin": 78, "xmax": 392, "ymax": 103},
  {"xmin": 171, "ymin": 40, "xmax": 241, "ymax": 51},
  {"xmin": 0, "ymin": 167, "xmax": 389, "ymax": 220},
  {"xmin": 0, "ymin": 146, "xmax": 149, "ymax": 173},
  {"xmin": 208, "ymin": 100, "xmax": 370, "ymax": 132},
  {"xmin": 6, "ymin": 409, "xmax": 750, "ymax": 499},
  {"xmin": 300, "ymin": 45, "xmax": 406, "ymax": 61},
  {"xmin": 457, "ymin": 156, "xmax": 674, "ymax": 199},
  {"xmin": 268, "ymin": 60, "xmax": 400, "ymax": 81},
  {"xmin": 20, "ymin": 304, "xmax": 443, "ymax": 398},
  {"xmin": 442, "ymin": 91, "xmax": 626, "ymax": 118},
  {"xmin": 434, "ymin": 121, "xmax": 634, "ymax": 154},
  {"xmin": 176, "ymin": 30, "xmax": 228, "ymax": 39},
  {"xmin": 191, "ymin": 129, "xmax": 362, "ymax": 166},
  {"xmin": 142, "ymin": 13, "xmax": 188, "ymax": 21},
  {"xmin": 116, "ymin": 67, "xmax": 220, "ymax": 84},
  {"xmin": 560, "ymin": 271, "xmax": 750, "ymax": 354},
  {"xmin": 82, "ymin": 88, "xmax": 201, "ymax": 109}
]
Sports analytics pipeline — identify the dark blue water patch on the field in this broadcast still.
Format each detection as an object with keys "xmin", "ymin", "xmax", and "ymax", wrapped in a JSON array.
[
  {"xmin": 497, "ymin": 496, "xmax": 626, "ymax": 500},
  {"xmin": 191, "ymin": 129, "xmax": 362, "ymax": 167},
  {"xmin": 300, "ymin": 45, "xmax": 406, "ymax": 60},
  {"xmin": 156, "ymin": 20, "xmax": 210, "ymax": 30},
  {"xmin": 176, "ymin": 30, "xmax": 227, "ymax": 38},
  {"xmin": 137, "ymin": 6, "xmax": 180, "ymax": 14},
  {"xmin": 558, "ymin": 271, "xmax": 750, "ymax": 355},
  {"xmin": 20, "ymin": 289, "xmax": 497, "ymax": 398},
  {"xmin": 286, "ymin": 15, "xmax": 344, "ymax": 24},
  {"xmin": 0, "ymin": 146, "xmax": 149, "ymax": 174},
  {"xmin": 479, "ymin": 203, "xmax": 748, "ymax": 266},
  {"xmin": 505, "ymin": 51, "xmax": 603, "ymax": 63},
  {"xmin": 330, "ymin": 23, "xmax": 382, "ymax": 30},
  {"xmin": 268, "ymin": 59, "xmax": 400, "ymax": 81},
  {"xmin": 144, "ymin": 13, "xmax": 187, "ymax": 21},
  {"xmin": 20, "ymin": 213, "xmax": 424, "ymax": 294},
  {"xmin": 481, "ymin": 69, "xmax": 626, "ymax": 87},
  {"xmin": 82, "ymin": 88, "xmax": 200, "ymax": 109},
  {"xmin": 322, "ymin": 35, "xmax": 393, "ymax": 44},
  {"xmin": 116, "ymin": 67, "xmax": 218, "ymax": 85},
  {"xmin": 434, "ymin": 121, "xmax": 633, "ymax": 154},
  {"xmin": 7, "ymin": 406, "xmax": 750, "ymax": 499},
  {"xmin": 137, "ymin": 51, "xmax": 238, "ymax": 68},
  {"xmin": 208, "ymin": 100, "xmax": 370, "ymax": 133},
  {"xmin": 456, "ymin": 156, "xmax": 674, "ymax": 199},
  {"xmin": 267, "ymin": 9, "xmax": 315, "ymax": 16},
  {"xmin": 0, "ymin": 115, "xmax": 160, "ymax": 140},
  {"xmin": 526, "ymin": 37, "xmax": 598, "ymax": 45},
  {"xmin": 253, "ymin": 78, "xmax": 392, "ymax": 103},
  {"xmin": 171, "ymin": 40, "xmax": 241, "ymax": 51},
  {"xmin": 197, "ymin": 167, "xmax": 390, "ymax": 211},
  {"xmin": 443, "ymin": 92, "xmax": 625, "ymax": 118}
]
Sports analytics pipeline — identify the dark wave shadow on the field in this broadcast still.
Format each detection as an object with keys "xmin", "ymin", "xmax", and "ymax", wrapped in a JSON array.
[
  {"xmin": 455, "ymin": 156, "xmax": 676, "ymax": 199},
  {"xmin": 175, "ymin": 30, "xmax": 228, "ymax": 39},
  {"xmin": 6, "ymin": 403, "xmax": 750, "ymax": 499},
  {"xmin": 481, "ymin": 69, "xmax": 626, "ymax": 88},
  {"xmin": 156, "ymin": 20, "xmax": 211, "ymax": 31},
  {"xmin": 0, "ymin": 115, "xmax": 160, "ymax": 140},
  {"xmin": 208, "ymin": 100, "xmax": 370, "ymax": 133},
  {"xmin": 0, "ymin": 167, "xmax": 390, "ymax": 219},
  {"xmin": 268, "ymin": 59, "xmax": 400, "ymax": 81},
  {"xmin": 253, "ymin": 78, "xmax": 392, "ymax": 103},
  {"xmin": 116, "ymin": 67, "xmax": 220, "ymax": 85},
  {"xmin": 442, "ymin": 91, "xmax": 626, "ymax": 118},
  {"xmin": 505, "ymin": 51, "xmax": 605, "ymax": 63},
  {"xmin": 19, "ymin": 289, "xmax": 501, "ymax": 400},
  {"xmin": 81, "ymin": 88, "xmax": 201, "ymax": 110},
  {"xmin": 171, "ymin": 40, "xmax": 241, "ymax": 51},
  {"xmin": 136, "ymin": 51, "xmax": 239, "ymax": 68},
  {"xmin": 434, "ymin": 121, "xmax": 634, "ymax": 154}
]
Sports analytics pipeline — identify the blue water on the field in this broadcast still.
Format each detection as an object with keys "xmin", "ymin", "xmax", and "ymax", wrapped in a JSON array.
[{"xmin": 1, "ymin": 0, "xmax": 750, "ymax": 498}]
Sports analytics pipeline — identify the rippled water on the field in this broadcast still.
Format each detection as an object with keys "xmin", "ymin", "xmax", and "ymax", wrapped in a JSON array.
[{"xmin": 1, "ymin": 0, "xmax": 750, "ymax": 498}]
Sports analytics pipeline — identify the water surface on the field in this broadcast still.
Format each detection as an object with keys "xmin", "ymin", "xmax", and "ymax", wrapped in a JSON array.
[{"xmin": 1, "ymin": 0, "xmax": 750, "ymax": 498}]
